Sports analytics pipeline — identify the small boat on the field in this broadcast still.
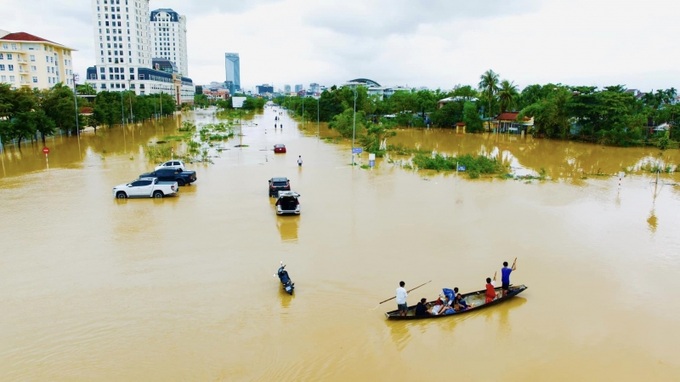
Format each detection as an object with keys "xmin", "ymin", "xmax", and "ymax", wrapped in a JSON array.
[{"xmin": 385, "ymin": 284, "xmax": 528, "ymax": 320}]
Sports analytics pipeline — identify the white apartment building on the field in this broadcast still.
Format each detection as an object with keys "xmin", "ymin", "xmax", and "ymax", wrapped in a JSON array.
[
  {"xmin": 0, "ymin": 30, "xmax": 75, "ymax": 90},
  {"xmin": 86, "ymin": 0, "xmax": 193, "ymax": 104},
  {"xmin": 150, "ymin": 8, "xmax": 188, "ymax": 77}
]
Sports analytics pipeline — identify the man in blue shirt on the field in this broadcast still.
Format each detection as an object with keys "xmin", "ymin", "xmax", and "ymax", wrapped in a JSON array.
[{"xmin": 501, "ymin": 259, "xmax": 517, "ymax": 297}]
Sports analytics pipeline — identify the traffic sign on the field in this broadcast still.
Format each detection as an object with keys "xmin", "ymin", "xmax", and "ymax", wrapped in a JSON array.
[
  {"xmin": 42, "ymin": 147, "xmax": 50, "ymax": 154},
  {"xmin": 352, "ymin": 147, "xmax": 363, "ymax": 154}
]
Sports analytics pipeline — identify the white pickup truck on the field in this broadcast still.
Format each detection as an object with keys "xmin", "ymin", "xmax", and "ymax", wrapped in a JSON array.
[{"xmin": 112, "ymin": 177, "xmax": 178, "ymax": 199}]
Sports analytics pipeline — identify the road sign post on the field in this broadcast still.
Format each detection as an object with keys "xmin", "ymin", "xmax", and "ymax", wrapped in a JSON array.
[{"xmin": 43, "ymin": 147, "xmax": 50, "ymax": 168}]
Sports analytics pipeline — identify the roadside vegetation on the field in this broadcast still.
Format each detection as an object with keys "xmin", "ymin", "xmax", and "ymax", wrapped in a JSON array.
[
  {"xmin": 0, "ymin": 82, "xmax": 176, "ymax": 148},
  {"xmin": 271, "ymin": 72, "xmax": 679, "ymax": 154},
  {"xmin": 1, "ymin": 71, "xmax": 678, "ymax": 178},
  {"xmin": 413, "ymin": 153, "xmax": 506, "ymax": 179}
]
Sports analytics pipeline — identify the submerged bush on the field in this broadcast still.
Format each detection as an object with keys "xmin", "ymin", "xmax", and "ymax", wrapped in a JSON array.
[{"xmin": 413, "ymin": 153, "xmax": 506, "ymax": 178}]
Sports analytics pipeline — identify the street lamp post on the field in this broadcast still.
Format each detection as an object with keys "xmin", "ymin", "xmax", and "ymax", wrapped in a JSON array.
[
  {"xmin": 72, "ymin": 73, "xmax": 79, "ymax": 138},
  {"xmin": 121, "ymin": 91, "xmax": 125, "ymax": 126},
  {"xmin": 316, "ymin": 95, "xmax": 320, "ymax": 138},
  {"xmin": 302, "ymin": 96, "xmax": 304, "ymax": 128},
  {"xmin": 128, "ymin": 80, "xmax": 133, "ymax": 123},
  {"xmin": 352, "ymin": 86, "xmax": 357, "ymax": 166}
]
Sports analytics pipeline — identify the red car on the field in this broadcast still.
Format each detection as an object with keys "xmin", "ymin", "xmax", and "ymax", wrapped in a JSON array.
[{"xmin": 274, "ymin": 144, "xmax": 286, "ymax": 153}]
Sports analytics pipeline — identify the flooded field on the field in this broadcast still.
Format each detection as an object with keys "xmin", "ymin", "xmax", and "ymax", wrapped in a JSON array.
[{"xmin": 1, "ymin": 107, "xmax": 679, "ymax": 381}]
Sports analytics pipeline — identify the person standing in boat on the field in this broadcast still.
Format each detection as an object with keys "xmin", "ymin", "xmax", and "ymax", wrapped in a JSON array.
[
  {"xmin": 396, "ymin": 281, "xmax": 408, "ymax": 316},
  {"xmin": 501, "ymin": 259, "xmax": 517, "ymax": 297},
  {"xmin": 485, "ymin": 277, "xmax": 497, "ymax": 303}
]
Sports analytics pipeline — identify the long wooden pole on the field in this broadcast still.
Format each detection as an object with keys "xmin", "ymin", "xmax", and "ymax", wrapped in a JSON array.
[{"xmin": 378, "ymin": 280, "xmax": 432, "ymax": 305}]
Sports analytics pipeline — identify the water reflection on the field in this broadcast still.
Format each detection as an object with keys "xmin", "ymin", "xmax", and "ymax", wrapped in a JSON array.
[
  {"xmin": 493, "ymin": 297, "xmax": 527, "ymax": 337},
  {"xmin": 279, "ymin": 289, "xmax": 294, "ymax": 309},
  {"xmin": 388, "ymin": 129, "xmax": 680, "ymax": 183},
  {"xmin": 388, "ymin": 322, "xmax": 411, "ymax": 351},
  {"xmin": 277, "ymin": 216, "xmax": 300, "ymax": 242}
]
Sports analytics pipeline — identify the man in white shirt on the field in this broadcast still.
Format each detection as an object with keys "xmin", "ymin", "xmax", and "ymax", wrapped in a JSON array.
[{"xmin": 396, "ymin": 281, "xmax": 408, "ymax": 316}]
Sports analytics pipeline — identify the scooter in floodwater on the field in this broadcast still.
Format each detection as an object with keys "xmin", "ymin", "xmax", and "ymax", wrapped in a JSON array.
[{"xmin": 277, "ymin": 262, "xmax": 294, "ymax": 294}]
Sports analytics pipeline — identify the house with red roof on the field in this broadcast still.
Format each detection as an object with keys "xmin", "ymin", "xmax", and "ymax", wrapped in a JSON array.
[{"xmin": 493, "ymin": 111, "xmax": 534, "ymax": 134}]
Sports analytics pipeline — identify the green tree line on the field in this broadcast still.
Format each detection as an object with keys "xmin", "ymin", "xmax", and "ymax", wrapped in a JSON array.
[
  {"xmin": 0, "ymin": 83, "xmax": 177, "ymax": 148},
  {"xmin": 273, "ymin": 70, "xmax": 679, "ymax": 149}
]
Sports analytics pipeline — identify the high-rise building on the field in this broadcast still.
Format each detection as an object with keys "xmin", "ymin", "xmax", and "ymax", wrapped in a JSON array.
[
  {"xmin": 224, "ymin": 53, "xmax": 240, "ymax": 93},
  {"xmin": 86, "ymin": 0, "xmax": 194, "ymax": 105},
  {"xmin": 150, "ymin": 8, "xmax": 188, "ymax": 77},
  {"xmin": 0, "ymin": 30, "xmax": 75, "ymax": 90},
  {"xmin": 256, "ymin": 84, "xmax": 273, "ymax": 95}
]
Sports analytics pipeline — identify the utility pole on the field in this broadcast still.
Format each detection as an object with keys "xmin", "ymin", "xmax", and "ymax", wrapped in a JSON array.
[
  {"xmin": 352, "ymin": 86, "xmax": 357, "ymax": 166},
  {"xmin": 128, "ymin": 80, "xmax": 133, "ymax": 123},
  {"xmin": 72, "ymin": 74, "xmax": 79, "ymax": 138}
]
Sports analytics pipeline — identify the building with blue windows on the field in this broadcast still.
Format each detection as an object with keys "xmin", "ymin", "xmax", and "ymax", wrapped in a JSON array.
[
  {"xmin": 86, "ymin": 0, "xmax": 194, "ymax": 105},
  {"xmin": 224, "ymin": 53, "xmax": 240, "ymax": 94}
]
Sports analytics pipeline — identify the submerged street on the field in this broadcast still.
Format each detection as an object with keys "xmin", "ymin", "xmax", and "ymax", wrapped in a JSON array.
[{"xmin": 1, "ymin": 108, "xmax": 680, "ymax": 381}]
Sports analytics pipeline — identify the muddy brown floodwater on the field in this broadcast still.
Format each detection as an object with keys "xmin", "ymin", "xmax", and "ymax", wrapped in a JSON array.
[{"xmin": 1, "ymin": 106, "xmax": 680, "ymax": 381}]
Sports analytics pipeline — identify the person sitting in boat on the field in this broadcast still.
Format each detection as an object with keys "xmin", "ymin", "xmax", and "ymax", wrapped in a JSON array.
[
  {"xmin": 415, "ymin": 298, "xmax": 430, "ymax": 316},
  {"xmin": 442, "ymin": 288, "xmax": 456, "ymax": 307},
  {"xmin": 440, "ymin": 303, "xmax": 457, "ymax": 315},
  {"xmin": 429, "ymin": 298, "xmax": 445, "ymax": 315},
  {"xmin": 452, "ymin": 287, "xmax": 470, "ymax": 310},
  {"xmin": 485, "ymin": 277, "xmax": 497, "ymax": 303}
]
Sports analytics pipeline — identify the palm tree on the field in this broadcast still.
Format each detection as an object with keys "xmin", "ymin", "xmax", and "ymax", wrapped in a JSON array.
[
  {"xmin": 498, "ymin": 80, "xmax": 519, "ymax": 112},
  {"xmin": 478, "ymin": 70, "xmax": 499, "ymax": 121}
]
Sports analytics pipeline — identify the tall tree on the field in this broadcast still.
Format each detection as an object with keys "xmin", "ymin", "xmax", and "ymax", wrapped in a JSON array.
[
  {"xmin": 478, "ymin": 69, "xmax": 500, "ymax": 120},
  {"xmin": 498, "ymin": 80, "xmax": 519, "ymax": 112}
]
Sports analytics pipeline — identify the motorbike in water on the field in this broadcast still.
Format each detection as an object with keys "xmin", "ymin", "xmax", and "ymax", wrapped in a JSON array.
[{"xmin": 277, "ymin": 262, "xmax": 294, "ymax": 294}]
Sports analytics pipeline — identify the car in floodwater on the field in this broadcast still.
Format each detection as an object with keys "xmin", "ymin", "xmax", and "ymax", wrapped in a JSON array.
[
  {"xmin": 268, "ymin": 177, "xmax": 291, "ymax": 197},
  {"xmin": 274, "ymin": 144, "xmax": 286, "ymax": 154},
  {"xmin": 112, "ymin": 177, "xmax": 178, "ymax": 199},
  {"xmin": 275, "ymin": 191, "xmax": 301, "ymax": 215},
  {"xmin": 155, "ymin": 160, "xmax": 186, "ymax": 171}
]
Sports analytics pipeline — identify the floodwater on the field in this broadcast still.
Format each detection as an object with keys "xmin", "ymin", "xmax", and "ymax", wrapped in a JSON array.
[{"xmin": 1, "ymin": 107, "xmax": 680, "ymax": 381}]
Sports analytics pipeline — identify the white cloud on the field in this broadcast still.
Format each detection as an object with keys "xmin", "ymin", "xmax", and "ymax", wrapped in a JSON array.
[{"xmin": 2, "ymin": 0, "xmax": 679, "ymax": 92}]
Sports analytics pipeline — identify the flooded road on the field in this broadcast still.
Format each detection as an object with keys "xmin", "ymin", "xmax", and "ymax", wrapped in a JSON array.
[{"xmin": 1, "ymin": 107, "xmax": 680, "ymax": 381}]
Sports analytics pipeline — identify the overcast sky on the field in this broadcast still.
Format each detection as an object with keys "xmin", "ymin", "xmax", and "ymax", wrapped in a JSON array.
[{"xmin": 3, "ymin": 0, "xmax": 679, "ymax": 92}]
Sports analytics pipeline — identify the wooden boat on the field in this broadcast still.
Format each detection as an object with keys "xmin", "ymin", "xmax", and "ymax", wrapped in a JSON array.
[{"xmin": 385, "ymin": 284, "xmax": 528, "ymax": 320}]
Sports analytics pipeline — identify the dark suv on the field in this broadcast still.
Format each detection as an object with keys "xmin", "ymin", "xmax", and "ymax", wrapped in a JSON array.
[
  {"xmin": 140, "ymin": 168, "xmax": 197, "ymax": 186},
  {"xmin": 268, "ymin": 177, "xmax": 291, "ymax": 197}
]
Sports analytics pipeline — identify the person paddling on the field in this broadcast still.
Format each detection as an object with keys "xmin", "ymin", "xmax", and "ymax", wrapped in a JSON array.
[
  {"xmin": 395, "ymin": 281, "xmax": 408, "ymax": 316},
  {"xmin": 485, "ymin": 277, "xmax": 496, "ymax": 303},
  {"xmin": 501, "ymin": 258, "xmax": 517, "ymax": 297}
]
